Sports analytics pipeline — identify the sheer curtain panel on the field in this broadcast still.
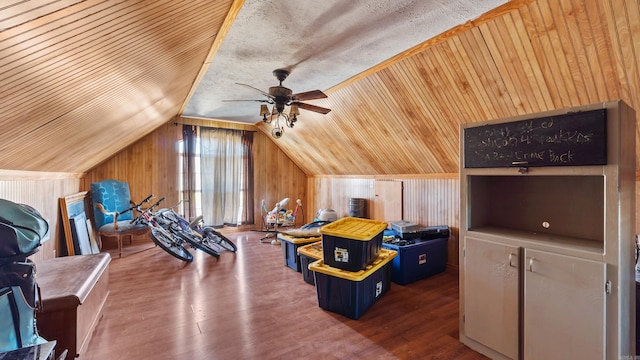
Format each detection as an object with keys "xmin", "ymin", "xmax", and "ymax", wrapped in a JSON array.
[{"xmin": 200, "ymin": 128, "xmax": 243, "ymax": 226}]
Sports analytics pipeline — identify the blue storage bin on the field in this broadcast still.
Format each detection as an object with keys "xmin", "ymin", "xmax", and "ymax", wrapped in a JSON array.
[
  {"xmin": 382, "ymin": 236, "xmax": 448, "ymax": 285},
  {"xmin": 320, "ymin": 217, "xmax": 388, "ymax": 272},
  {"xmin": 297, "ymin": 241, "xmax": 323, "ymax": 285},
  {"xmin": 278, "ymin": 234, "xmax": 321, "ymax": 272},
  {"xmin": 310, "ymin": 249, "xmax": 397, "ymax": 319}
]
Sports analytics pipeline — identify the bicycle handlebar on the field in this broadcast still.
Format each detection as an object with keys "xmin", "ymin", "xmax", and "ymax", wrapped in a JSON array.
[
  {"xmin": 149, "ymin": 197, "xmax": 165, "ymax": 210},
  {"xmin": 119, "ymin": 194, "xmax": 154, "ymax": 215}
]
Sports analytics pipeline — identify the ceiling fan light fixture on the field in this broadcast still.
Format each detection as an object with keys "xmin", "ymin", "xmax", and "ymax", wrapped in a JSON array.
[
  {"xmin": 289, "ymin": 104, "xmax": 299, "ymax": 122},
  {"xmin": 259, "ymin": 104, "xmax": 270, "ymax": 122}
]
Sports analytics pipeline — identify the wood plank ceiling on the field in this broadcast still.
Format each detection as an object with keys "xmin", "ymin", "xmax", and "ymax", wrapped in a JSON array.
[
  {"xmin": 0, "ymin": 0, "xmax": 236, "ymax": 173},
  {"xmin": 1, "ymin": 0, "xmax": 639, "ymax": 176},
  {"xmin": 257, "ymin": 0, "xmax": 640, "ymax": 175}
]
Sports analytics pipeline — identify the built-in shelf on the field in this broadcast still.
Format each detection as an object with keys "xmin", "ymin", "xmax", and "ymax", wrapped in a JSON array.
[
  {"xmin": 466, "ymin": 227, "xmax": 604, "ymax": 256},
  {"xmin": 467, "ymin": 174, "xmax": 604, "ymax": 243}
]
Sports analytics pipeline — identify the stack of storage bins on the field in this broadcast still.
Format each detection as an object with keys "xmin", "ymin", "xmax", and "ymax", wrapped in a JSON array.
[
  {"xmin": 383, "ymin": 222, "xmax": 449, "ymax": 285},
  {"xmin": 308, "ymin": 217, "xmax": 397, "ymax": 319}
]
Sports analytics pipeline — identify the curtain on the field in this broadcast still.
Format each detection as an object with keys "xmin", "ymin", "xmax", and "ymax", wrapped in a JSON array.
[
  {"xmin": 182, "ymin": 125, "xmax": 198, "ymax": 221},
  {"xmin": 240, "ymin": 131, "xmax": 254, "ymax": 225},
  {"xmin": 200, "ymin": 127, "xmax": 243, "ymax": 226}
]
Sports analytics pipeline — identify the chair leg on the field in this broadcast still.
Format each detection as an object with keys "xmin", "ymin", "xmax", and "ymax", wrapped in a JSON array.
[{"xmin": 117, "ymin": 235, "xmax": 123, "ymax": 258}]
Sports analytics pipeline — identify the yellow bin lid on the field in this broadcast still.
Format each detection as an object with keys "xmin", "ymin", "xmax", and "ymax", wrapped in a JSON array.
[
  {"xmin": 309, "ymin": 249, "xmax": 397, "ymax": 281},
  {"xmin": 277, "ymin": 233, "xmax": 321, "ymax": 244},
  {"xmin": 297, "ymin": 241, "xmax": 323, "ymax": 259},
  {"xmin": 319, "ymin": 217, "xmax": 388, "ymax": 241}
]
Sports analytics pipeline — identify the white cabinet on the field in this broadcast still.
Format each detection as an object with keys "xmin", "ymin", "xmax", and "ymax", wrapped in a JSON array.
[
  {"xmin": 459, "ymin": 100, "xmax": 636, "ymax": 360},
  {"xmin": 523, "ymin": 249, "xmax": 605, "ymax": 359},
  {"xmin": 464, "ymin": 236, "xmax": 519, "ymax": 360}
]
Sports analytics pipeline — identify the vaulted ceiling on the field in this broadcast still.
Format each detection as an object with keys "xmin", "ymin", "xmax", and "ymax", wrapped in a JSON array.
[{"xmin": 1, "ymin": 0, "xmax": 639, "ymax": 176}]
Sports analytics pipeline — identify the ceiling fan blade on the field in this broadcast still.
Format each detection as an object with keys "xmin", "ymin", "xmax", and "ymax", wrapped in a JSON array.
[
  {"xmin": 293, "ymin": 102, "xmax": 331, "ymax": 114},
  {"xmin": 222, "ymin": 99, "xmax": 271, "ymax": 103},
  {"xmin": 235, "ymin": 83, "xmax": 275, "ymax": 99},
  {"xmin": 292, "ymin": 90, "xmax": 327, "ymax": 101}
]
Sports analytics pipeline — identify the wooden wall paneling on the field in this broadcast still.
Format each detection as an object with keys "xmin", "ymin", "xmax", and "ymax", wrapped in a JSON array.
[
  {"xmin": 571, "ymin": 0, "xmax": 610, "ymax": 101},
  {"xmin": 447, "ymin": 34, "xmax": 496, "ymax": 120},
  {"xmin": 312, "ymin": 177, "xmax": 373, "ymax": 219},
  {"xmin": 82, "ymin": 122, "xmax": 182, "ymax": 212},
  {"xmin": 518, "ymin": 1, "xmax": 572, "ymax": 108},
  {"xmin": 507, "ymin": 8, "xmax": 556, "ymax": 111},
  {"xmin": 402, "ymin": 176, "xmax": 460, "ymax": 266},
  {"xmin": 0, "ymin": 171, "xmax": 82, "ymax": 261},
  {"xmin": 251, "ymin": 131, "xmax": 308, "ymax": 227},
  {"xmin": 83, "ymin": 120, "xmax": 310, "ymax": 230},
  {"xmin": 438, "ymin": 41, "xmax": 487, "ymax": 123},
  {"xmin": 601, "ymin": 0, "xmax": 640, "ymax": 166},
  {"xmin": 0, "ymin": 0, "xmax": 86, "ymax": 31},
  {"xmin": 480, "ymin": 17, "xmax": 534, "ymax": 114},
  {"xmin": 380, "ymin": 62, "xmax": 447, "ymax": 173},
  {"xmin": 312, "ymin": 175, "xmax": 460, "ymax": 266},
  {"xmin": 417, "ymin": 49, "xmax": 466, "ymax": 171},
  {"xmin": 550, "ymin": 0, "xmax": 593, "ymax": 104},
  {"xmin": 372, "ymin": 180, "xmax": 403, "ymax": 221},
  {"xmin": 252, "ymin": 130, "xmax": 269, "ymax": 216},
  {"xmin": 463, "ymin": 27, "xmax": 518, "ymax": 120}
]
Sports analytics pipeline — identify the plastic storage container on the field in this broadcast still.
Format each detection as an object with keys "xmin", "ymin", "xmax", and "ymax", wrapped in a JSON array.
[
  {"xmin": 397, "ymin": 225, "xmax": 450, "ymax": 240},
  {"xmin": 320, "ymin": 217, "xmax": 388, "ymax": 272},
  {"xmin": 310, "ymin": 249, "xmax": 397, "ymax": 319},
  {"xmin": 382, "ymin": 236, "xmax": 448, "ymax": 285},
  {"xmin": 278, "ymin": 234, "xmax": 321, "ymax": 272},
  {"xmin": 297, "ymin": 241, "xmax": 323, "ymax": 285},
  {"xmin": 389, "ymin": 220, "xmax": 420, "ymax": 233}
]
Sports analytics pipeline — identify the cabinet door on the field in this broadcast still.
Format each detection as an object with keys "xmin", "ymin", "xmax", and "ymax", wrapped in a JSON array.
[
  {"xmin": 372, "ymin": 180, "xmax": 402, "ymax": 221},
  {"xmin": 464, "ymin": 236, "xmax": 520, "ymax": 360},
  {"xmin": 524, "ymin": 249, "xmax": 605, "ymax": 360}
]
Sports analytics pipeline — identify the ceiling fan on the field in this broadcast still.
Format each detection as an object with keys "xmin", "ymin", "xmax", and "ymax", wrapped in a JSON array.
[
  {"xmin": 230, "ymin": 69, "xmax": 331, "ymax": 138},
  {"xmin": 235, "ymin": 69, "xmax": 331, "ymax": 115}
]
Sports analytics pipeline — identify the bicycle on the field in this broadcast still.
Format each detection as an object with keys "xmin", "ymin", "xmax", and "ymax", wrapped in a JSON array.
[
  {"xmin": 189, "ymin": 215, "xmax": 237, "ymax": 253},
  {"xmin": 129, "ymin": 196, "xmax": 195, "ymax": 262},
  {"xmin": 154, "ymin": 207, "xmax": 230, "ymax": 257}
]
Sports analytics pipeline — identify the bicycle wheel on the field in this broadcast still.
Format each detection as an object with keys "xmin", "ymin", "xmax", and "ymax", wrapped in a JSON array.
[
  {"xmin": 204, "ymin": 228, "xmax": 237, "ymax": 253},
  {"xmin": 178, "ymin": 231, "xmax": 220, "ymax": 258},
  {"xmin": 150, "ymin": 228, "xmax": 194, "ymax": 262}
]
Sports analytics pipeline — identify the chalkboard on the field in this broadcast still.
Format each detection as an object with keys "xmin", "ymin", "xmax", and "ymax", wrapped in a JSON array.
[{"xmin": 464, "ymin": 109, "xmax": 607, "ymax": 168}]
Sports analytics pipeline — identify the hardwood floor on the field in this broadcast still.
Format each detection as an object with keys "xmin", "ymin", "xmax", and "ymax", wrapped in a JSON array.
[{"xmin": 82, "ymin": 231, "xmax": 487, "ymax": 360}]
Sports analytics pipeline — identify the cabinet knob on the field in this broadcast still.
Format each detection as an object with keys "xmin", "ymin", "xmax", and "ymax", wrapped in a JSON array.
[
  {"xmin": 508, "ymin": 253, "xmax": 517, "ymax": 268},
  {"xmin": 528, "ymin": 257, "xmax": 535, "ymax": 272}
]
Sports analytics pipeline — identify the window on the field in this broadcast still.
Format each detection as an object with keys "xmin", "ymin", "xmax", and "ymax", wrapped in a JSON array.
[{"xmin": 179, "ymin": 126, "xmax": 254, "ymax": 227}]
